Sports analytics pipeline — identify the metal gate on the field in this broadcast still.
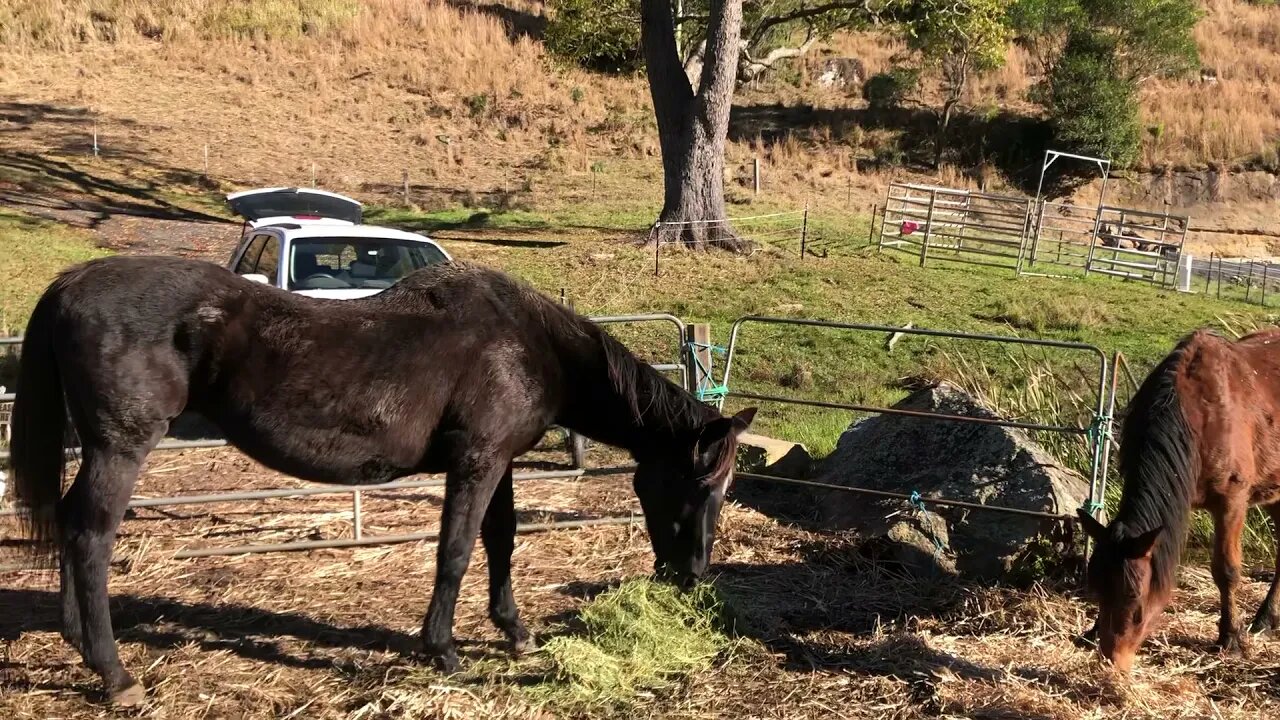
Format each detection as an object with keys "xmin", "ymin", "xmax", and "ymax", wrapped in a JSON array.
[
  {"xmin": 1086, "ymin": 206, "xmax": 1188, "ymax": 285},
  {"xmin": 878, "ymin": 182, "xmax": 1033, "ymax": 271},
  {"xmin": 719, "ymin": 316, "xmax": 1113, "ymax": 530}
]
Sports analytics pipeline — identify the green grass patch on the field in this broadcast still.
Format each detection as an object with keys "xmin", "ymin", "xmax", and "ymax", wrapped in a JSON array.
[
  {"xmin": 0, "ymin": 210, "xmax": 107, "ymax": 334},
  {"xmin": 532, "ymin": 578, "xmax": 735, "ymax": 711},
  {"xmin": 985, "ymin": 295, "xmax": 1112, "ymax": 334}
]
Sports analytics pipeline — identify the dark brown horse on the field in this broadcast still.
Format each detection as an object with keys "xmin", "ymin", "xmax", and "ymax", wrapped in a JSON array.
[
  {"xmin": 10, "ymin": 256, "xmax": 755, "ymax": 705},
  {"xmin": 1078, "ymin": 328, "xmax": 1280, "ymax": 672}
]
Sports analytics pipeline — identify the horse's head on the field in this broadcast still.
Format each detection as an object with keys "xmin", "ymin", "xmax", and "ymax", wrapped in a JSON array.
[
  {"xmin": 633, "ymin": 407, "xmax": 756, "ymax": 587},
  {"xmin": 1078, "ymin": 509, "xmax": 1167, "ymax": 672}
]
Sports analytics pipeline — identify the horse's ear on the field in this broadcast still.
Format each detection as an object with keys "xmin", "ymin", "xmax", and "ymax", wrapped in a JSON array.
[
  {"xmin": 695, "ymin": 417, "xmax": 735, "ymax": 455},
  {"xmin": 1077, "ymin": 508, "xmax": 1108, "ymax": 543},
  {"xmin": 1122, "ymin": 526, "xmax": 1163, "ymax": 559},
  {"xmin": 697, "ymin": 408, "xmax": 759, "ymax": 452}
]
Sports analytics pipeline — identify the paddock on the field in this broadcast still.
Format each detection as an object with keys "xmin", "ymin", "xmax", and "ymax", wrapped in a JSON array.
[{"xmin": 3, "ymin": 309, "xmax": 1280, "ymax": 719}]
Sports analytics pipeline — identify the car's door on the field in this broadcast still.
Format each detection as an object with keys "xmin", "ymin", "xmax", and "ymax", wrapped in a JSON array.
[
  {"xmin": 232, "ymin": 234, "xmax": 266, "ymax": 274},
  {"xmin": 231, "ymin": 233, "xmax": 281, "ymax": 285},
  {"xmin": 255, "ymin": 235, "xmax": 283, "ymax": 287}
]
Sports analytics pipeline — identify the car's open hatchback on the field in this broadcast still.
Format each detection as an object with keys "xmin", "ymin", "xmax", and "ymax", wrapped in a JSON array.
[{"xmin": 226, "ymin": 187, "xmax": 363, "ymax": 226}]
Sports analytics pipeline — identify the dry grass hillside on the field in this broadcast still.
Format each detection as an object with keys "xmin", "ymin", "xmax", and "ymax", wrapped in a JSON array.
[{"xmin": 1, "ymin": 0, "xmax": 1279, "ymax": 252}]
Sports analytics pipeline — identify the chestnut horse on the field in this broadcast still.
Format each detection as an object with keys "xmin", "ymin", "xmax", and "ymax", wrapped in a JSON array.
[
  {"xmin": 1078, "ymin": 327, "xmax": 1280, "ymax": 672},
  {"xmin": 10, "ymin": 256, "xmax": 755, "ymax": 704}
]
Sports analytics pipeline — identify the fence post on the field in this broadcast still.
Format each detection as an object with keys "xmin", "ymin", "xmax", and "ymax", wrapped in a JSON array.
[
  {"xmin": 799, "ymin": 203, "xmax": 810, "ymax": 259},
  {"xmin": 1029, "ymin": 199, "xmax": 1046, "ymax": 267},
  {"xmin": 919, "ymin": 190, "xmax": 937, "ymax": 268},
  {"xmin": 653, "ymin": 223, "xmax": 662, "ymax": 277},
  {"xmin": 870, "ymin": 204, "xmax": 881, "ymax": 251},
  {"xmin": 352, "ymin": 490, "xmax": 363, "ymax": 540},
  {"xmin": 1083, "ymin": 209, "xmax": 1102, "ymax": 277},
  {"xmin": 753, "ymin": 158, "xmax": 761, "ymax": 195},
  {"xmin": 1247, "ymin": 261, "xmax": 1256, "ymax": 303},
  {"xmin": 1217, "ymin": 255, "xmax": 1223, "ymax": 299},
  {"xmin": 1264, "ymin": 263, "xmax": 1270, "ymax": 307},
  {"xmin": 1177, "ymin": 253, "xmax": 1193, "ymax": 293},
  {"xmin": 1014, "ymin": 198, "xmax": 1033, "ymax": 276},
  {"xmin": 685, "ymin": 324, "xmax": 712, "ymax": 397}
]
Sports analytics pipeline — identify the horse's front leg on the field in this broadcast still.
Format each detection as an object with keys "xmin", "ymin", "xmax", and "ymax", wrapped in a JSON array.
[
  {"xmin": 422, "ymin": 453, "xmax": 507, "ymax": 673},
  {"xmin": 1212, "ymin": 500, "xmax": 1248, "ymax": 655},
  {"xmin": 1249, "ymin": 504, "xmax": 1280, "ymax": 634}
]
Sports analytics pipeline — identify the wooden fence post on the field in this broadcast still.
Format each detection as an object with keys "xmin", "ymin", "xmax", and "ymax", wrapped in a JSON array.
[{"xmin": 685, "ymin": 324, "xmax": 712, "ymax": 397}]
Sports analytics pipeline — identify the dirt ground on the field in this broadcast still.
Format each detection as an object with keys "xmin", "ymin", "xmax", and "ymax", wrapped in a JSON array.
[{"xmin": 2, "ymin": 440, "xmax": 1280, "ymax": 720}]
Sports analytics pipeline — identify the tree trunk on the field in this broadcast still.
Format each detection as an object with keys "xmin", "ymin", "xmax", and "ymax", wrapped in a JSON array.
[
  {"xmin": 934, "ymin": 55, "xmax": 968, "ymax": 169},
  {"xmin": 641, "ymin": 0, "xmax": 747, "ymax": 250}
]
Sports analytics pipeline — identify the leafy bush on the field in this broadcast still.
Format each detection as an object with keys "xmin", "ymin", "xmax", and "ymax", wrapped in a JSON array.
[
  {"xmin": 861, "ymin": 67, "xmax": 919, "ymax": 109},
  {"xmin": 1033, "ymin": 33, "xmax": 1141, "ymax": 167},
  {"xmin": 545, "ymin": 0, "xmax": 642, "ymax": 73}
]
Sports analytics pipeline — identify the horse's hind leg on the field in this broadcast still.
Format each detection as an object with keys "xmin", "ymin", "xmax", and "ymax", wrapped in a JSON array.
[
  {"xmin": 62, "ymin": 443, "xmax": 155, "ymax": 705},
  {"xmin": 1211, "ymin": 499, "xmax": 1248, "ymax": 654},
  {"xmin": 481, "ymin": 466, "xmax": 532, "ymax": 654},
  {"xmin": 422, "ymin": 452, "xmax": 507, "ymax": 673},
  {"xmin": 1249, "ymin": 504, "xmax": 1280, "ymax": 634}
]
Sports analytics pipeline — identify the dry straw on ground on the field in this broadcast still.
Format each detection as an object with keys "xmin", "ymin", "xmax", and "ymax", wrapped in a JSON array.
[{"xmin": 2, "ymin": 444, "xmax": 1279, "ymax": 718}]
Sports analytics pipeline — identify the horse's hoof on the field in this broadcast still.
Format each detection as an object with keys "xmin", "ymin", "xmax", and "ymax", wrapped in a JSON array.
[
  {"xmin": 1214, "ymin": 636, "xmax": 1246, "ymax": 657},
  {"xmin": 110, "ymin": 682, "xmax": 146, "ymax": 707},
  {"xmin": 426, "ymin": 647, "xmax": 460, "ymax": 674},
  {"xmin": 511, "ymin": 635, "xmax": 538, "ymax": 655}
]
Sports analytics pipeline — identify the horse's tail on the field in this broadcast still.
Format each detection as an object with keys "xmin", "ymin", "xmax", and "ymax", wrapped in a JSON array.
[
  {"xmin": 1115, "ymin": 335, "xmax": 1199, "ymax": 568},
  {"xmin": 10, "ymin": 283, "xmax": 69, "ymax": 558}
]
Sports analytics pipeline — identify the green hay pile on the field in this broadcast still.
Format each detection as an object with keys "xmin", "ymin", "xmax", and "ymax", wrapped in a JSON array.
[{"xmin": 535, "ymin": 578, "xmax": 735, "ymax": 710}]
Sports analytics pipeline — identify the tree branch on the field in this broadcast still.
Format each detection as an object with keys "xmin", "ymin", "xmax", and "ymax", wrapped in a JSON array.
[
  {"xmin": 740, "ymin": 28, "xmax": 819, "ymax": 79},
  {"xmin": 747, "ymin": 0, "xmax": 883, "ymax": 48}
]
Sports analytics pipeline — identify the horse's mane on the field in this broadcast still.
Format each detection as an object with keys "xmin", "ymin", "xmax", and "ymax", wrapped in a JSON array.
[
  {"xmin": 598, "ymin": 329, "xmax": 717, "ymax": 433},
  {"xmin": 1114, "ymin": 331, "xmax": 1203, "ymax": 596}
]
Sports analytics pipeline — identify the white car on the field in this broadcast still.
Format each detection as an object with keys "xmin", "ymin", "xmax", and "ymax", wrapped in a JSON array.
[{"xmin": 225, "ymin": 187, "xmax": 451, "ymax": 300}]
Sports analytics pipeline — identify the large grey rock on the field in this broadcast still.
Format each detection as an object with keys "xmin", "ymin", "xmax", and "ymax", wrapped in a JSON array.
[{"xmin": 817, "ymin": 382, "xmax": 1088, "ymax": 581}]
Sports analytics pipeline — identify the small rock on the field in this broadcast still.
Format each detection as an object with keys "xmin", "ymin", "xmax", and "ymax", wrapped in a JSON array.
[{"xmin": 738, "ymin": 432, "xmax": 812, "ymax": 479}]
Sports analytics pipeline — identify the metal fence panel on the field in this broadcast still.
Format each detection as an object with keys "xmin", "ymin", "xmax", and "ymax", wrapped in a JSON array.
[
  {"xmin": 720, "ymin": 315, "xmax": 1112, "ymax": 530},
  {"xmin": 1087, "ymin": 206, "xmax": 1188, "ymax": 285},
  {"xmin": 878, "ymin": 182, "xmax": 1033, "ymax": 272}
]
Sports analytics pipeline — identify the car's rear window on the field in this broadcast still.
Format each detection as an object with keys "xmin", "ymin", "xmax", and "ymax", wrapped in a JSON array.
[{"xmin": 289, "ymin": 238, "xmax": 446, "ymax": 291}]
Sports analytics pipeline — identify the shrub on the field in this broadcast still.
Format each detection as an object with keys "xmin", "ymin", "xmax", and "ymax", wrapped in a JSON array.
[
  {"xmin": 1033, "ymin": 33, "xmax": 1141, "ymax": 166},
  {"xmin": 862, "ymin": 67, "xmax": 919, "ymax": 109},
  {"xmin": 545, "ymin": 0, "xmax": 642, "ymax": 73}
]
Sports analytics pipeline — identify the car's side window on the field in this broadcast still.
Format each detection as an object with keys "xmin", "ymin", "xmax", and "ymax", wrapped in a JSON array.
[
  {"xmin": 256, "ymin": 237, "xmax": 281, "ymax": 284},
  {"xmin": 234, "ymin": 235, "xmax": 268, "ymax": 275}
]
